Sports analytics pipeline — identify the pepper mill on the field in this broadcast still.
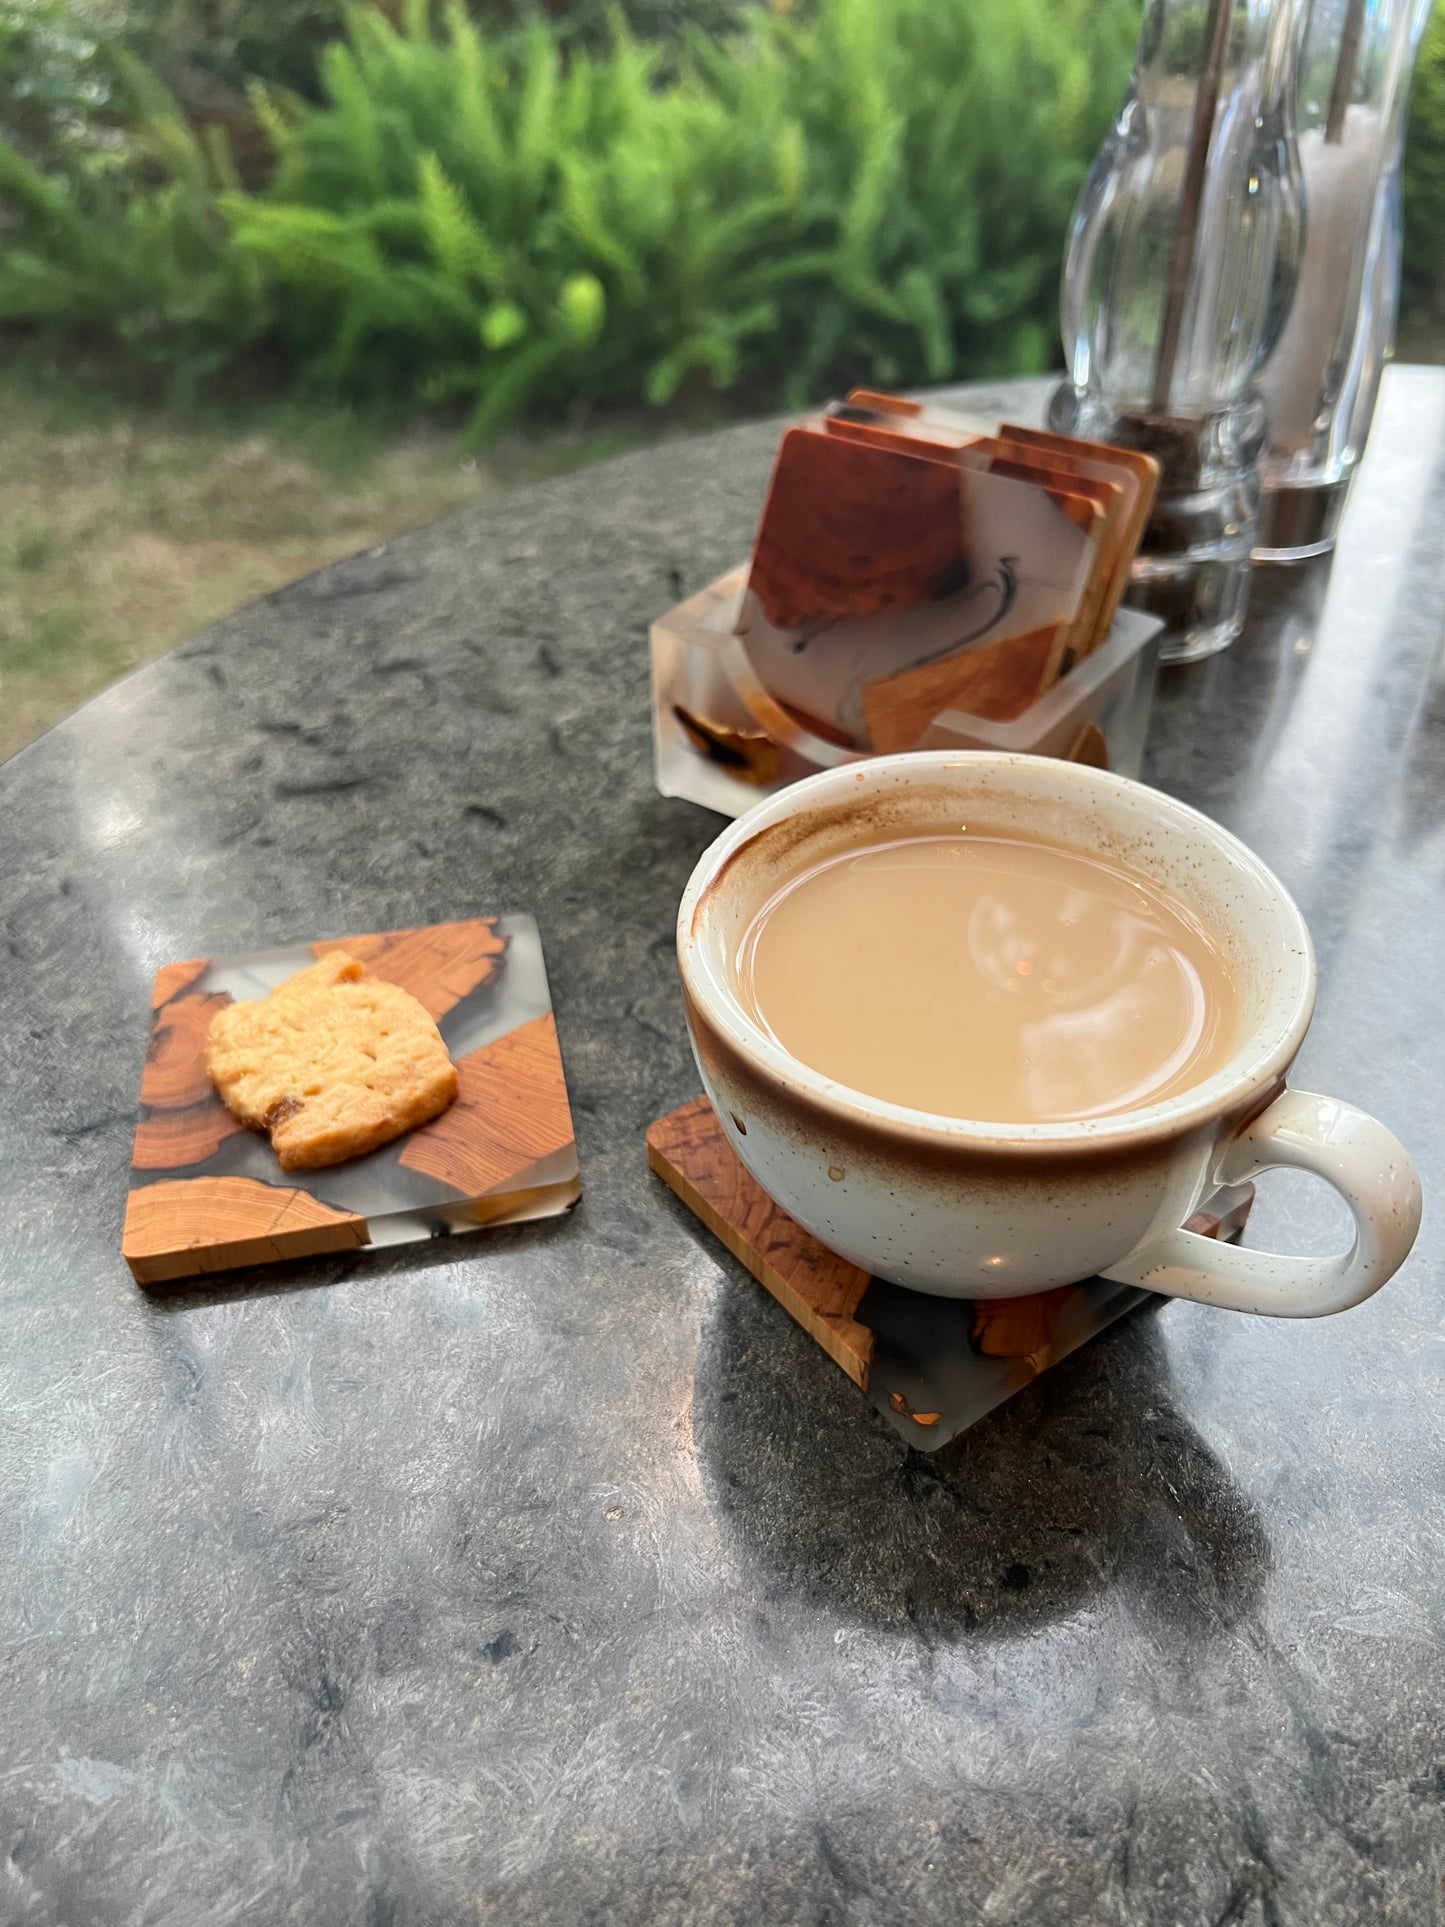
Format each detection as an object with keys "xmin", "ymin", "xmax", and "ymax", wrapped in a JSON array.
[
  {"xmin": 1255, "ymin": 0, "xmax": 1437, "ymax": 560},
  {"xmin": 1050, "ymin": 0, "xmax": 1306, "ymax": 662}
]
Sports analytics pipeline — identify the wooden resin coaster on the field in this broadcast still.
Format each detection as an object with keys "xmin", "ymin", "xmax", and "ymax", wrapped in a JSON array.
[
  {"xmin": 648, "ymin": 1097, "xmax": 1253, "ymax": 1451},
  {"xmin": 123, "ymin": 916, "xmax": 579, "ymax": 1285}
]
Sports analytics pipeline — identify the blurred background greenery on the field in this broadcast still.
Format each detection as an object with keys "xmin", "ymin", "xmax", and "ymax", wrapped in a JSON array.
[{"xmin": 2, "ymin": 0, "xmax": 1443, "ymax": 757}]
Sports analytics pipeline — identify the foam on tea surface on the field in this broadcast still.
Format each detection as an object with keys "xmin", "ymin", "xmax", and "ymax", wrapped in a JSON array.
[{"xmin": 737, "ymin": 833, "xmax": 1239, "ymax": 1124}]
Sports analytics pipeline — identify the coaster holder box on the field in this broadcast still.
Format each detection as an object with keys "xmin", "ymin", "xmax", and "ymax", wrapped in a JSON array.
[{"xmin": 651, "ymin": 566, "xmax": 1164, "ymax": 820}]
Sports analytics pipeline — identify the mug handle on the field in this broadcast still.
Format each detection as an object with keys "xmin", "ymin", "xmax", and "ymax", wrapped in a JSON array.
[{"xmin": 1101, "ymin": 1090, "xmax": 1422, "ymax": 1318}]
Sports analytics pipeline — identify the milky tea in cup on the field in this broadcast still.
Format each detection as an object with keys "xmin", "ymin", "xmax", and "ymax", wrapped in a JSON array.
[
  {"xmin": 735, "ymin": 830, "xmax": 1241, "ymax": 1127},
  {"xmin": 681, "ymin": 753, "xmax": 1419, "ymax": 1312}
]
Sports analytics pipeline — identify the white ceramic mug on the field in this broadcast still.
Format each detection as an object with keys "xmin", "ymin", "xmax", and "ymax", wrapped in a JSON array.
[{"xmin": 677, "ymin": 752, "xmax": 1421, "ymax": 1315}]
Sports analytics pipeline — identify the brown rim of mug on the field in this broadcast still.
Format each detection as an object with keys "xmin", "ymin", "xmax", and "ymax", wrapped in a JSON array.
[{"xmin": 676, "ymin": 753, "xmax": 1317, "ymax": 1160}]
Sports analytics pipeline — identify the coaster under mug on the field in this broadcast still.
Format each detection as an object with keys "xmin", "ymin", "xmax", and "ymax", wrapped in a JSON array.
[
  {"xmin": 648, "ymin": 1097, "xmax": 1254, "ymax": 1451},
  {"xmin": 677, "ymin": 752, "xmax": 1421, "ymax": 1317}
]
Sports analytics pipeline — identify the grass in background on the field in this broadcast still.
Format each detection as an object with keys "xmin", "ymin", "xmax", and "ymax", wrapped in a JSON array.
[
  {"xmin": 1, "ymin": 0, "xmax": 1441, "ymax": 762},
  {"xmin": 0, "ymin": 360, "xmax": 675, "ymax": 760},
  {"xmin": 7, "ymin": 319, "xmax": 1445, "ymax": 765}
]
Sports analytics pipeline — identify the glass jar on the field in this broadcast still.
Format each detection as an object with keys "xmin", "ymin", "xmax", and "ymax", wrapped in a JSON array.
[
  {"xmin": 1051, "ymin": 0, "xmax": 1306, "ymax": 662},
  {"xmin": 1254, "ymin": 0, "xmax": 1436, "ymax": 560}
]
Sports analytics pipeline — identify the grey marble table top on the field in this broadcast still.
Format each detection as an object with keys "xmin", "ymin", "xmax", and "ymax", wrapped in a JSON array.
[{"xmin": 3, "ymin": 369, "xmax": 1444, "ymax": 1927}]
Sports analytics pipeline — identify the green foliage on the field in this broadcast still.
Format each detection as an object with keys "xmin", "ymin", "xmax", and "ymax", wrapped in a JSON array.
[
  {"xmin": 59, "ymin": 0, "xmax": 744, "ymax": 105},
  {"xmin": 120, "ymin": 0, "xmax": 357, "ymax": 95},
  {"xmin": 0, "ymin": 0, "xmax": 1147, "ymax": 434},
  {"xmin": 4, "ymin": 0, "xmax": 1443, "ymax": 443},
  {"xmin": 1404, "ymin": 1, "xmax": 1445, "ymax": 316},
  {"xmin": 0, "ymin": 55, "xmax": 264, "ymax": 386},
  {"xmin": 216, "ymin": 0, "xmax": 1133, "ymax": 438},
  {"xmin": 0, "ymin": 0, "xmax": 129, "ymax": 168}
]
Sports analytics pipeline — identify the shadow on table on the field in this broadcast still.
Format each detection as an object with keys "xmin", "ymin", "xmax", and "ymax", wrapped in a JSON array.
[{"xmin": 691, "ymin": 1273, "xmax": 1271, "ymax": 1645}]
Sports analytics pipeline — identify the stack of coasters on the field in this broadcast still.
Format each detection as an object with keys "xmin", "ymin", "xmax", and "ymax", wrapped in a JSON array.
[{"xmin": 652, "ymin": 389, "xmax": 1163, "ymax": 819}]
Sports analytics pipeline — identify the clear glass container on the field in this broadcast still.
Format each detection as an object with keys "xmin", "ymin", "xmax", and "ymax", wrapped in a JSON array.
[
  {"xmin": 1255, "ymin": 0, "xmax": 1436, "ymax": 561},
  {"xmin": 1051, "ymin": 0, "xmax": 1306, "ymax": 662}
]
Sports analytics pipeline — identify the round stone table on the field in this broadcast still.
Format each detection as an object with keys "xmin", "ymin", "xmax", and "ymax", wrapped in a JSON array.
[{"xmin": 4, "ymin": 371, "xmax": 1444, "ymax": 1925}]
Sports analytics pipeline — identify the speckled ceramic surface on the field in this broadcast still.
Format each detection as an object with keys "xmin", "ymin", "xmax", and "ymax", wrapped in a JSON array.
[
  {"xmin": 678, "ymin": 750, "xmax": 1419, "ymax": 1311},
  {"xmin": 2, "ymin": 370, "xmax": 1444, "ymax": 1924}
]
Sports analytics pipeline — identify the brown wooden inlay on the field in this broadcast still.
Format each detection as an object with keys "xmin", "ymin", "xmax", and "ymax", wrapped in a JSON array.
[
  {"xmin": 672, "ymin": 704, "xmax": 781, "ymax": 785},
  {"xmin": 151, "ymin": 958, "xmax": 209, "ymax": 1009},
  {"xmin": 862, "ymin": 621, "xmax": 1063, "ymax": 747},
  {"xmin": 747, "ymin": 429, "xmax": 970, "ymax": 630},
  {"xmin": 400, "ymin": 1012, "xmax": 575, "ymax": 1197},
  {"xmin": 1000, "ymin": 424, "xmax": 1159, "ymax": 643},
  {"xmin": 845, "ymin": 388, "xmax": 923, "ymax": 417},
  {"xmin": 646, "ymin": 1096, "xmax": 875, "ymax": 1389},
  {"xmin": 311, "ymin": 917, "xmax": 506, "ymax": 1021},
  {"xmin": 1066, "ymin": 720, "xmax": 1110, "ymax": 770},
  {"xmin": 140, "ymin": 991, "xmax": 233, "ymax": 1110},
  {"xmin": 132, "ymin": 1101, "xmax": 244, "ymax": 1172},
  {"xmin": 133, "ymin": 975, "xmax": 246, "ymax": 1172},
  {"xmin": 123, "ymin": 1177, "xmax": 369, "ymax": 1285},
  {"xmin": 972, "ymin": 1288, "xmax": 1076, "ymax": 1359}
]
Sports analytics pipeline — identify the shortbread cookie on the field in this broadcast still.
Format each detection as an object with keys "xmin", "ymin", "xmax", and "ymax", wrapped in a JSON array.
[{"xmin": 206, "ymin": 952, "xmax": 458, "ymax": 1170}]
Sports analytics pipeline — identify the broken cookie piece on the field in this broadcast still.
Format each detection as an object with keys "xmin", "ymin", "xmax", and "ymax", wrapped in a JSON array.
[{"xmin": 205, "ymin": 951, "xmax": 458, "ymax": 1170}]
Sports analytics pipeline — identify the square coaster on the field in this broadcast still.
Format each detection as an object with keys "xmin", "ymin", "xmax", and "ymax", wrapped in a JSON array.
[
  {"xmin": 123, "ymin": 916, "xmax": 579, "ymax": 1284},
  {"xmin": 648, "ymin": 1097, "xmax": 1252, "ymax": 1450}
]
